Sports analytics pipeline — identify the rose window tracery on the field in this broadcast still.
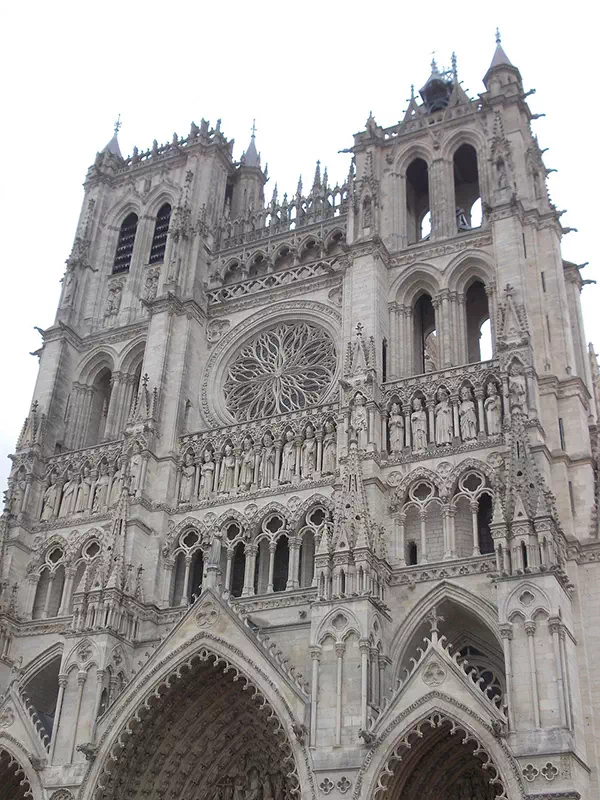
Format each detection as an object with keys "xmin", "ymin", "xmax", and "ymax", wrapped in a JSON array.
[{"xmin": 224, "ymin": 322, "xmax": 336, "ymax": 421}]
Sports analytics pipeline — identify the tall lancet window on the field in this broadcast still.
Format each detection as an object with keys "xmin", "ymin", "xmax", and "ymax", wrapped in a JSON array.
[
  {"xmin": 149, "ymin": 203, "xmax": 171, "ymax": 264},
  {"xmin": 112, "ymin": 212, "xmax": 138, "ymax": 273}
]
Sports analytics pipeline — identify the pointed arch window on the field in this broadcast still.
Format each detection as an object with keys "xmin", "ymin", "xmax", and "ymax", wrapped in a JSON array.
[
  {"xmin": 149, "ymin": 203, "xmax": 171, "ymax": 264},
  {"xmin": 113, "ymin": 212, "xmax": 138, "ymax": 273}
]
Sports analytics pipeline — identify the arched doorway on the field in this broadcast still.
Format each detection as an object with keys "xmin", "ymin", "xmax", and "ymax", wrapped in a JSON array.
[
  {"xmin": 90, "ymin": 647, "xmax": 302, "ymax": 800},
  {"xmin": 380, "ymin": 714, "xmax": 506, "ymax": 800}
]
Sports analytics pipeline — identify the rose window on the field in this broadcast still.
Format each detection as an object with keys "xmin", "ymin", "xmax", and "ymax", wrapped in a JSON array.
[{"xmin": 224, "ymin": 322, "xmax": 336, "ymax": 421}]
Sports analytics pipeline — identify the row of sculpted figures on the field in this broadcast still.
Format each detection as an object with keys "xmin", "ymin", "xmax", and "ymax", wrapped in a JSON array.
[
  {"xmin": 385, "ymin": 379, "xmax": 504, "ymax": 456},
  {"xmin": 178, "ymin": 421, "xmax": 338, "ymax": 504}
]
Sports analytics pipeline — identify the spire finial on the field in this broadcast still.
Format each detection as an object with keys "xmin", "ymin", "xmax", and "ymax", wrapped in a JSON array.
[
  {"xmin": 495, "ymin": 27, "xmax": 501, "ymax": 45},
  {"xmin": 430, "ymin": 51, "xmax": 438, "ymax": 72},
  {"xmin": 410, "ymin": 84, "xmax": 415, "ymax": 100},
  {"xmin": 114, "ymin": 113, "xmax": 122, "ymax": 136},
  {"xmin": 451, "ymin": 51, "xmax": 458, "ymax": 81},
  {"xmin": 251, "ymin": 119, "xmax": 257, "ymax": 139}
]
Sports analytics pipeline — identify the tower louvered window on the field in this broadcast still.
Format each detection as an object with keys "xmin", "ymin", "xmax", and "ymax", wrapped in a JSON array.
[
  {"xmin": 113, "ymin": 213, "xmax": 138, "ymax": 273},
  {"xmin": 149, "ymin": 203, "xmax": 171, "ymax": 264}
]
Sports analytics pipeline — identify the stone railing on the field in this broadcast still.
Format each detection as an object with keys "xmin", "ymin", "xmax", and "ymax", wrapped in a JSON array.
[
  {"xmin": 381, "ymin": 360, "xmax": 507, "ymax": 460},
  {"xmin": 178, "ymin": 404, "xmax": 338, "ymax": 506},
  {"xmin": 213, "ymin": 191, "xmax": 348, "ymax": 252},
  {"xmin": 207, "ymin": 259, "xmax": 338, "ymax": 305}
]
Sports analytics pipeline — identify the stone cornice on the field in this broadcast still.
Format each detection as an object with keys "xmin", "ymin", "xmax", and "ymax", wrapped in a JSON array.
[{"xmin": 388, "ymin": 230, "xmax": 492, "ymax": 267}]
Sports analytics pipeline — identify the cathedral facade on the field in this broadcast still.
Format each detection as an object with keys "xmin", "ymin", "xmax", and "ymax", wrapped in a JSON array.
[{"xmin": 1, "ymin": 39, "xmax": 599, "ymax": 800}]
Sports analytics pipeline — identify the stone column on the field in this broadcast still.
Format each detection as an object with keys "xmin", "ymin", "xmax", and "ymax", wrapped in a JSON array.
[
  {"xmin": 287, "ymin": 536, "xmax": 301, "ymax": 590},
  {"xmin": 162, "ymin": 562, "xmax": 173, "ymax": 607},
  {"xmin": 394, "ymin": 514, "xmax": 406, "ymax": 565},
  {"xmin": 224, "ymin": 550, "xmax": 234, "ymax": 595},
  {"xmin": 559, "ymin": 627, "xmax": 574, "ymax": 730},
  {"xmin": 70, "ymin": 670, "xmax": 88, "ymax": 763},
  {"xmin": 359, "ymin": 638, "xmax": 370, "ymax": 732},
  {"xmin": 49, "ymin": 674, "xmax": 68, "ymax": 763},
  {"xmin": 471, "ymin": 499, "xmax": 480, "ymax": 556},
  {"xmin": 549, "ymin": 617, "xmax": 567, "ymax": 728},
  {"xmin": 310, "ymin": 646, "xmax": 321, "ymax": 747},
  {"xmin": 181, "ymin": 556, "xmax": 192, "ymax": 606},
  {"xmin": 58, "ymin": 567, "xmax": 75, "ymax": 616},
  {"xmin": 524, "ymin": 621, "xmax": 541, "ymax": 728},
  {"xmin": 499, "ymin": 624, "xmax": 514, "ymax": 732},
  {"xmin": 267, "ymin": 542, "xmax": 277, "ymax": 593},
  {"xmin": 419, "ymin": 509, "xmax": 428, "ymax": 564},
  {"xmin": 335, "ymin": 642, "xmax": 345, "ymax": 746},
  {"xmin": 242, "ymin": 544, "xmax": 258, "ymax": 596},
  {"xmin": 103, "ymin": 373, "xmax": 124, "ymax": 440}
]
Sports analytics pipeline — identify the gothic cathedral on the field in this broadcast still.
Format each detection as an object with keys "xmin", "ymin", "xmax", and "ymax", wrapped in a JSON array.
[{"xmin": 1, "ymin": 39, "xmax": 598, "ymax": 800}]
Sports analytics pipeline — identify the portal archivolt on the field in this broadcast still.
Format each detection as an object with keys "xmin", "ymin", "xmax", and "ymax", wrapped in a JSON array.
[
  {"xmin": 92, "ymin": 647, "xmax": 301, "ymax": 800},
  {"xmin": 374, "ymin": 712, "xmax": 508, "ymax": 800}
]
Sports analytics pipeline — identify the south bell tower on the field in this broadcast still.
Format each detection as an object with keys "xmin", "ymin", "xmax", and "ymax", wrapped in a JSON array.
[{"xmin": 1, "ymin": 37, "xmax": 598, "ymax": 800}]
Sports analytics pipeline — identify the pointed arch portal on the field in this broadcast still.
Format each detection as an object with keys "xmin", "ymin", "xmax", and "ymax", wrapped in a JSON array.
[
  {"xmin": 377, "ymin": 713, "xmax": 507, "ymax": 800},
  {"xmin": 89, "ymin": 645, "xmax": 302, "ymax": 800}
]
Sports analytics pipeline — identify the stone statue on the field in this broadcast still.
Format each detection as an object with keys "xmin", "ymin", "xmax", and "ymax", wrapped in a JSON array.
[
  {"xmin": 105, "ymin": 283, "xmax": 123, "ymax": 316},
  {"xmin": 40, "ymin": 472, "xmax": 60, "ymax": 522},
  {"xmin": 246, "ymin": 768, "xmax": 261, "ymax": 800},
  {"xmin": 219, "ymin": 445, "xmax": 235, "ymax": 493},
  {"xmin": 92, "ymin": 462, "xmax": 110, "ymax": 512},
  {"xmin": 239, "ymin": 438, "xmax": 255, "ymax": 491},
  {"xmin": 128, "ymin": 444, "xmax": 143, "ymax": 495},
  {"xmin": 259, "ymin": 433, "xmax": 276, "ymax": 488},
  {"xmin": 208, "ymin": 529, "xmax": 222, "ymax": 566},
  {"xmin": 459, "ymin": 386, "xmax": 478, "ymax": 441},
  {"xmin": 300, "ymin": 426, "xmax": 317, "ymax": 480},
  {"xmin": 109, "ymin": 460, "xmax": 123, "ymax": 506},
  {"xmin": 75, "ymin": 467, "xmax": 92, "ymax": 513},
  {"xmin": 388, "ymin": 403, "xmax": 404, "ymax": 454},
  {"xmin": 509, "ymin": 363, "xmax": 527, "ymax": 412},
  {"xmin": 144, "ymin": 270, "xmax": 159, "ymax": 302},
  {"xmin": 484, "ymin": 382, "xmax": 502, "ymax": 435},
  {"xmin": 411, "ymin": 397, "xmax": 428, "ymax": 451},
  {"xmin": 280, "ymin": 431, "xmax": 296, "ymax": 484},
  {"xmin": 10, "ymin": 474, "xmax": 26, "ymax": 515},
  {"xmin": 322, "ymin": 421, "xmax": 336, "ymax": 475},
  {"xmin": 199, "ymin": 450, "xmax": 215, "ymax": 499},
  {"xmin": 351, "ymin": 393, "xmax": 368, "ymax": 449},
  {"xmin": 179, "ymin": 452, "xmax": 196, "ymax": 503},
  {"xmin": 435, "ymin": 390, "xmax": 453, "ymax": 446},
  {"xmin": 58, "ymin": 469, "xmax": 79, "ymax": 518}
]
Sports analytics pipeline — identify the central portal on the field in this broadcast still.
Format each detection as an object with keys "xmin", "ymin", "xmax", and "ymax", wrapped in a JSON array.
[{"xmin": 93, "ymin": 649, "xmax": 299, "ymax": 800}]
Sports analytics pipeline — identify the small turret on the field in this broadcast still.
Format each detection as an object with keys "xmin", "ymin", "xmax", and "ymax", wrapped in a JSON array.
[
  {"xmin": 483, "ymin": 30, "xmax": 523, "ymax": 96},
  {"xmin": 230, "ymin": 120, "xmax": 267, "ymax": 218}
]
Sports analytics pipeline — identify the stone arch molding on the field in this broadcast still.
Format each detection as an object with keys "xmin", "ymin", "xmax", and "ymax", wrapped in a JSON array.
[
  {"xmin": 78, "ymin": 589, "xmax": 315, "ymax": 800},
  {"xmin": 201, "ymin": 300, "xmax": 342, "ymax": 427},
  {"xmin": 354, "ymin": 695, "xmax": 524, "ymax": 800}
]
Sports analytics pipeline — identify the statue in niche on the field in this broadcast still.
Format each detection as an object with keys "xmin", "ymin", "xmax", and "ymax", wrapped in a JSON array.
[
  {"xmin": 105, "ymin": 283, "xmax": 123, "ymax": 316},
  {"xmin": 128, "ymin": 443, "xmax": 143, "ymax": 495},
  {"xmin": 388, "ymin": 403, "xmax": 405, "ymax": 454},
  {"xmin": 10, "ymin": 474, "xmax": 26, "ymax": 515},
  {"xmin": 459, "ymin": 386, "xmax": 478, "ymax": 441},
  {"xmin": 92, "ymin": 462, "xmax": 110, "ymax": 511},
  {"xmin": 62, "ymin": 269, "xmax": 77, "ymax": 307},
  {"xmin": 509, "ymin": 363, "xmax": 527, "ymax": 412},
  {"xmin": 435, "ymin": 389, "xmax": 453, "ymax": 446},
  {"xmin": 260, "ymin": 433, "xmax": 276, "ymax": 488},
  {"xmin": 239, "ymin": 438, "xmax": 255, "ymax": 491},
  {"xmin": 59, "ymin": 469, "xmax": 79, "ymax": 518},
  {"xmin": 351, "ymin": 393, "xmax": 368, "ymax": 449},
  {"xmin": 208, "ymin": 529, "xmax": 222, "ymax": 566},
  {"xmin": 280, "ymin": 431, "xmax": 296, "ymax": 484},
  {"xmin": 246, "ymin": 768, "xmax": 261, "ymax": 800},
  {"xmin": 411, "ymin": 397, "xmax": 428, "ymax": 451},
  {"xmin": 484, "ymin": 382, "xmax": 502, "ymax": 435},
  {"xmin": 109, "ymin": 459, "xmax": 123, "ymax": 506},
  {"xmin": 219, "ymin": 445, "xmax": 235, "ymax": 493},
  {"xmin": 144, "ymin": 270, "xmax": 159, "ymax": 302},
  {"xmin": 179, "ymin": 452, "xmax": 196, "ymax": 503},
  {"xmin": 75, "ymin": 466, "xmax": 92, "ymax": 513},
  {"xmin": 199, "ymin": 450, "xmax": 215, "ymax": 499},
  {"xmin": 301, "ymin": 426, "xmax": 317, "ymax": 480},
  {"xmin": 322, "ymin": 421, "xmax": 337, "ymax": 475}
]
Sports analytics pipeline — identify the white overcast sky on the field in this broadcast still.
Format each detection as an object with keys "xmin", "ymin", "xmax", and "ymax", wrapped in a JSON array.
[{"xmin": 0, "ymin": 1, "xmax": 596, "ymax": 494}]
